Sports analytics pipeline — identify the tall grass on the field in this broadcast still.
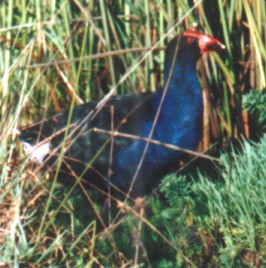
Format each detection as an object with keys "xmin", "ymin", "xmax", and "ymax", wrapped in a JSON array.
[{"xmin": 0, "ymin": 0, "xmax": 265, "ymax": 266}]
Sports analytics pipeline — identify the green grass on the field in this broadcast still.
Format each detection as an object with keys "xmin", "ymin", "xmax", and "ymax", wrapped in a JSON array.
[
  {"xmin": 1, "ymin": 0, "xmax": 266, "ymax": 267},
  {"xmin": 156, "ymin": 135, "xmax": 266, "ymax": 267}
]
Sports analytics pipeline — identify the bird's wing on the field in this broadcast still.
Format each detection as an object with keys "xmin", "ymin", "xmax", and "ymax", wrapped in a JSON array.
[{"xmin": 20, "ymin": 93, "xmax": 154, "ymax": 170}]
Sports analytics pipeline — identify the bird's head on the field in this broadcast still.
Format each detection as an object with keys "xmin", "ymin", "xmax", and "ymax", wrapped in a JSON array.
[
  {"xmin": 165, "ymin": 30, "xmax": 225, "ymax": 65},
  {"xmin": 183, "ymin": 30, "xmax": 226, "ymax": 54}
]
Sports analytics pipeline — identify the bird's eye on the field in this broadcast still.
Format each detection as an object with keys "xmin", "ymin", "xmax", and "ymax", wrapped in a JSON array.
[{"xmin": 186, "ymin": 37, "xmax": 195, "ymax": 44}]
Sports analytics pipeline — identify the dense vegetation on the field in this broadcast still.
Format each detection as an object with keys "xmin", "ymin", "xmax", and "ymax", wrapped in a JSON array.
[{"xmin": 0, "ymin": 0, "xmax": 265, "ymax": 267}]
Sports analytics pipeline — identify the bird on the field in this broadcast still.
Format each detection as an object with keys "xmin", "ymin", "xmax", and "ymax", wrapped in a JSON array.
[{"xmin": 20, "ymin": 30, "xmax": 225, "ymax": 199}]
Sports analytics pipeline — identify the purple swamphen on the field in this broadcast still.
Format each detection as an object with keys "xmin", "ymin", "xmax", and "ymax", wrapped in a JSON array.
[{"xmin": 20, "ymin": 31, "xmax": 225, "ymax": 199}]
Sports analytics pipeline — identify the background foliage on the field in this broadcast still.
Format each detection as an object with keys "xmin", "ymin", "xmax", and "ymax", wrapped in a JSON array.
[{"xmin": 0, "ymin": 0, "xmax": 265, "ymax": 267}]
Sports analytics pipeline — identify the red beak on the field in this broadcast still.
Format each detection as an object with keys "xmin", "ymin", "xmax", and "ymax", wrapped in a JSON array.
[{"xmin": 183, "ymin": 30, "xmax": 226, "ymax": 54}]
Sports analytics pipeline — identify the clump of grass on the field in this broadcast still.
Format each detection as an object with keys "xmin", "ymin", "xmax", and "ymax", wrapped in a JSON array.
[
  {"xmin": 157, "ymin": 135, "xmax": 266, "ymax": 267},
  {"xmin": 242, "ymin": 88, "xmax": 266, "ymax": 137}
]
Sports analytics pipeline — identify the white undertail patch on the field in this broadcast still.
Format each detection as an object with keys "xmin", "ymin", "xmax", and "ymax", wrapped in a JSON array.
[{"xmin": 22, "ymin": 141, "xmax": 51, "ymax": 164}]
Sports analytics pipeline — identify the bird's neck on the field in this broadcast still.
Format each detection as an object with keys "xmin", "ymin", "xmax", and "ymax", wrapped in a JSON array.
[
  {"xmin": 155, "ymin": 57, "xmax": 202, "ymax": 108},
  {"xmin": 151, "ymin": 56, "xmax": 203, "ymax": 149},
  {"xmin": 165, "ymin": 61, "xmax": 198, "ymax": 92}
]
